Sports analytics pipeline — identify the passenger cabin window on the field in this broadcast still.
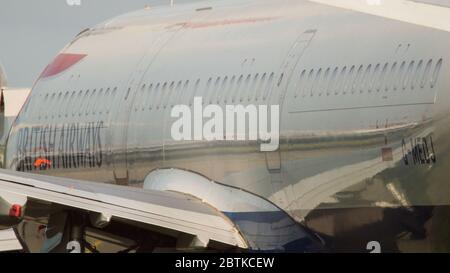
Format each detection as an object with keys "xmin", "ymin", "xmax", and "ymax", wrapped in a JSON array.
[
  {"xmin": 42, "ymin": 93, "xmax": 50, "ymax": 119},
  {"xmin": 157, "ymin": 82, "xmax": 167, "ymax": 110},
  {"xmin": 171, "ymin": 81, "xmax": 181, "ymax": 108},
  {"xmin": 164, "ymin": 81, "xmax": 175, "ymax": 109},
  {"xmin": 103, "ymin": 88, "xmax": 110, "ymax": 114},
  {"xmin": 395, "ymin": 61, "xmax": 406, "ymax": 91},
  {"xmin": 311, "ymin": 69, "xmax": 321, "ymax": 96},
  {"xmin": 431, "ymin": 58, "xmax": 443, "ymax": 88},
  {"xmin": 344, "ymin": 66, "xmax": 355, "ymax": 94},
  {"xmin": 233, "ymin": 75, "xmax": 243, "ymax": 103},
  {"xmin": 95, "ymin": 88, "xmax": 103, "ymax": 115},
  {"xmin": 256, "ymin": 73, "xmax": 267, "ymax": 101},
  {"xmin": 369, "ymin": 64, "xmax": 380, "ymax": 93},
  {"xmin": 264, "ymin": 72, "xmax": 274, "ymax": 101},
  {"xmin": 388, "ymin": 62, "xmax": 397, "ymax": 91},
  {"xmin": 182, "ymin": 80, "xmax": 190, "ymax": 103},
  {"xmin": 209, "ymin": 77, "xmax": 220, "ymax": 104},
  {"xmin": 79, "ymin": 90, "xmax": 89, "ymax": 116},
  {"xmin": 72, "ymin": 91, "xmax": 81, "ymax": 117},
  {"xmin": 142, "ymin": 84, "xmax": 152, "ymax": 110},
  {"xmin": 361, "ymin": 64, "xmax": 372, "ymax": 93},
  {"xmin": 304, "ymin": 69, "xmax": 313, "ymax": 97},
  {"xmin": 63, "ymin": 91, "xmax": 70, "ymax": 118},
  {"xmin": 214, "ymin": 76, "xmax": 223, "ymax": 104},
  {"xmin": 238, "ymin": 75, "xmax": 248, "ymax": 103},
  {"xmin": 203, "ymin": 78, "xmax": 212, "ymax": 104},
  {"xmin": 247, "ymin": 74, "xmax": 258, "ymax": 102},
  {"xmin": 241, "ymin": 75, "xmax": 251, "ymax": 102},
  {"xmin": 134, "ymin": 85, "xmax": 146, "ymax": 112},
  {"xmin": 220, "ymin": 76, "xmax": 228, "ymax": 104},
  {"xmin": 56, "ymin": 92, "xmax": 62, "ymax": 118},
  {"xmin": 413, "ymin": 60, "xmax": 424, "ymax": 90},
  {"xmin": 49, "ymin": 93, "xmax": 56, "ymax": 118},
  {"xmin": 327, "ymin": 67, "xmax": 337, "ymax": 96},
  {"xmin": 352, "ymin": 65, "xmax": 363, "ymax": 94},
  {"xmin": 150, "ymin": 83, "xmax": 160, "ymax": 110},
  {"xmin": 190, "ymin": 79, "xmax": 201, "ymax": 106},
  {"xmin": 404, "ymin": 61, "xmax": 415, "ymax": 90},
  {"xmin": 379, "ymin": 63, "xmax": 388, "ymax": 92},
  {"xmin": 313, "ymin": 68, "xmax": 323, "ymax": 97},
  {"xmin": 107, "ymin": 87, "xmax": 117, "ymax": 114},
  {"xmin": 295, "ymin": 70, "xmax": 306, "ymax": 98},
  {"xmin": 337, "ymin": 66, "xmax": 347, "ymax": 95},
  {"xmin": 86, "ymin": 89, "xmax": 96, "ymax": 115},
  {"xmin": 421, "ymin": 59, "xmax": 433, "ymax": 89},
  {"xmin": 68, "ymin": 91, "xmax": 76, "ymax": 117},
  {"xmin": 226, "ymin": 76, "xmax": 236, "ymax": 103}
]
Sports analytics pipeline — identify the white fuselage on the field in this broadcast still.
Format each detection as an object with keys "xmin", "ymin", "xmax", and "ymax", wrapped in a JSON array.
[{"xmin": 4, "ymin": 0, "xmax": 450, "ymax": 236}]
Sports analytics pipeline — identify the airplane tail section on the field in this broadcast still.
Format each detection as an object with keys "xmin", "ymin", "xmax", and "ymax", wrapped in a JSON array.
[
  {"xmin": 0, "ymin": 64, "xmax": 30, "ymax": 149},
  {"xmin": 0, "ymin": 63, "xmax": 6, "ymax": 90},
  {"xmin": 0, "ymin": 63, "xmax": 5, "ymax": 147}
]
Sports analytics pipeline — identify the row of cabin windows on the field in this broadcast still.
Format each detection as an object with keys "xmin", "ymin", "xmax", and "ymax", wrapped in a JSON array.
[
  {"xmin": 293, "ymin": 58, "xmax": 443, "ymax": 98},
  {"xmin": 132, "ymin": 72, "xmax": 276, "ymax": 112},
  {"xmin": 33, "ymin": 58, "xmax": 442, "ymax": 120},
  {"xmin": 34, "ymin": 71, "xmax": 277, "ymax": 120},
  {"xmin": 37, "ymin": 87, "xmax": 118, "ymax": 120}
]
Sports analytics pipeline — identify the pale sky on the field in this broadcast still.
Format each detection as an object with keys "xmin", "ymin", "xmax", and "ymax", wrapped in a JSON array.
[
  {"xmin": 0, "ymin": 0, "xmax": 200, "ymax": 87},
  {"xmin": 2, "ymin": 0, "xmax": 449, "ymax": 87}
]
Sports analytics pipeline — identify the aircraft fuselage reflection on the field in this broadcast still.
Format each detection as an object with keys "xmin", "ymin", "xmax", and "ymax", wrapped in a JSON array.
[{"xmin": 5, "ymin": 0, "xmax": 450, "ymax": 252}]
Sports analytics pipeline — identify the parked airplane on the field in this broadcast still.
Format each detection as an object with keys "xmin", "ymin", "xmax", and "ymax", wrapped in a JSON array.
[
  {"xmin": 0, "ymin": 63, "xmax": 31, "ymax": 251},
  {"xmin": 1, "ymin": 0, "xmax": 450, "ymax": 253}
]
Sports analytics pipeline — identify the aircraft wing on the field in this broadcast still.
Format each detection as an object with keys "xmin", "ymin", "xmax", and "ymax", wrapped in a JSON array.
[
  {"xmin": 0, "ymin": 169, "xmax": 247, "ymax": 251},
  {"xmin": 0, "ymin": 229, "xmax": 22, "ymax": 252},
  {"xmin": 309, "ymin": 0, "xmax": 450, "ymax": 32}
]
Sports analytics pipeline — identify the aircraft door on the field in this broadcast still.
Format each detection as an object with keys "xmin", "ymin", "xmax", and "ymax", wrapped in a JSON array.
[
  {"xmin": 265, "ymin": 29, "xmax": 316, "ymax": 208},
  {"xmin": 109, "ymin": 27, "xmax": 185, "ymax": 185},
  {"xmin": 265, "ymin": 29, "xmax": 316, "ymax": 174}
]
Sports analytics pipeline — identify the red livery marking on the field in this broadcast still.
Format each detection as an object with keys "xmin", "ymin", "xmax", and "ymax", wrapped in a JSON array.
[
  {"xmin": 9, "ymin": 204, "xmax": 22, "ymax": 218},
  {"xmin": 34, "ymin": 158, "xmax": 52, "ymax": 169},
  {"xmin": 40, "ymin": 53, "xmax": 87, "ymax": 78},
  {"xmin": 169, "ymin": 17, "xmax": 279, "ymax": 30}
]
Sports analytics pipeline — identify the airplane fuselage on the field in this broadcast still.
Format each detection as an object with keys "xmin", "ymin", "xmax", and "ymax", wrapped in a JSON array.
[{"xmin": 5, "ymin": 0, "xmax": 450, "ymax": 251}]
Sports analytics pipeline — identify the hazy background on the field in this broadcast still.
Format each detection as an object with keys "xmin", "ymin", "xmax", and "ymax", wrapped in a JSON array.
[
  {"xmin": 0, "ymin": 0, "xmax": 200, "ymax": 87},
  {"xmin": 2, "ymin": 0, "xmax": 450, "ymax": 87}
]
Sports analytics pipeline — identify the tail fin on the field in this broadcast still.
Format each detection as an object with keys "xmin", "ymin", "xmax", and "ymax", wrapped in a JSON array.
[
  {"xmin": 0, "ymin": 63, "xmax": 6, "ymax": 90},
  {"xmin": 0, "ymin": 63, "xmax": 6, "ymax": 147}
]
